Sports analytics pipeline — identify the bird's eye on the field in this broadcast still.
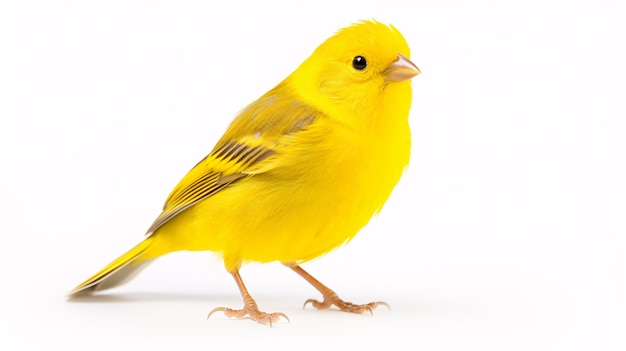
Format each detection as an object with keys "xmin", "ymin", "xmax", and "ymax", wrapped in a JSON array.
[{"xmin": 352, "ymin": 56, "xmax": 367, "ymax": 70}]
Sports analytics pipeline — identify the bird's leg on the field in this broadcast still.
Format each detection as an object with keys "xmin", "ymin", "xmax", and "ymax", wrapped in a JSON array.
[
  {"xmin": 208, "ymin": 271, "xmax": 289, "ymax": 326},
  {"xmin": 285, "ymin": 264, "xmax": 390, "ymax": 315}
]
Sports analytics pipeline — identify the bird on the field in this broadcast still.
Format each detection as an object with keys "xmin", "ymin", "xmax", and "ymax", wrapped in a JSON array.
[{"xmin": 68, "ymin": 19, "xmax": 420, "ymax": 326}]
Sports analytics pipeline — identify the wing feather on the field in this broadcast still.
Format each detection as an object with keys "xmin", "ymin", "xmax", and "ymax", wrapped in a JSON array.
[{"xmin": 146, "ymin": 87, "xmax": 320, "ymax": 234}]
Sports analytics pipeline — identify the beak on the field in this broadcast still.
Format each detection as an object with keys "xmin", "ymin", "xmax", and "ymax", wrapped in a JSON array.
[{"xmin": 385, "ymin": 54, "xmax": 421, "ymax": 82}]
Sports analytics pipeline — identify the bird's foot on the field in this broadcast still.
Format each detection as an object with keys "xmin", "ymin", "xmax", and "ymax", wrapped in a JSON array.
[
  {"xmin": 303, "ymin": 290, "xmax": 390, "ymax": 315},
  {"xmin": 208, "ymin": 302, "xmax": 290, "ymax": 326}
]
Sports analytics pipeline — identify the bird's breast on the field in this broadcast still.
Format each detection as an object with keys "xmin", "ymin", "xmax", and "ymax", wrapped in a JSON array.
[{"xmin": 255, "ymin": 121, "xmax": 410, "ymax": 262}]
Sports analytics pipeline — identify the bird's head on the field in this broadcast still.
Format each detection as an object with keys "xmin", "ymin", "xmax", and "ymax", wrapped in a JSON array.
[{"xmin": 288, "ymin": 20, "xmax": 420, "ymax": 131}]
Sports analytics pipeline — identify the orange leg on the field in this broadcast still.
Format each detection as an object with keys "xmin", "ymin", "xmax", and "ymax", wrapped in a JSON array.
[
  {"xmin": 208, "ymin": 271, "xmax": 289, "ymax": 326},
  {"xmin": 286, "ymin": 264, "xmax": 390, "ymax": 315}
]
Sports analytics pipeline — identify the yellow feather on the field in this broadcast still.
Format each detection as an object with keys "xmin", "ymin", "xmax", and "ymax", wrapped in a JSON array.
[{"xmin": 69, "ymin": 20, "xmax": 419, "ymax": 313}]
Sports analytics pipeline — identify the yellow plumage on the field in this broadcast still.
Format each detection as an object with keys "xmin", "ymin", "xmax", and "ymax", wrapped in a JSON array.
[{"xmin": 69, "ymin": 20, "xmax": 420, "ymax": 325}]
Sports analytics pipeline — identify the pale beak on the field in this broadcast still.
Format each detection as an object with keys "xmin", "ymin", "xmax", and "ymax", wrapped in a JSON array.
[{"xmin": 385, "ymin": 54, "xmax": 421, "ymax": 82}]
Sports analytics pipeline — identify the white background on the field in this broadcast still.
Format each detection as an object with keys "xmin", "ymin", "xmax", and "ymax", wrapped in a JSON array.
[{"xmin": 1, "ymin": 0, "xmax": 625, "ymax": 350}]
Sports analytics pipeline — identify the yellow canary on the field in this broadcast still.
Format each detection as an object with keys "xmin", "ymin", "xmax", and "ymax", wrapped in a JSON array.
[{"xmin": 68, "ymin": 20, "xmax": 420, "ymax": 325}]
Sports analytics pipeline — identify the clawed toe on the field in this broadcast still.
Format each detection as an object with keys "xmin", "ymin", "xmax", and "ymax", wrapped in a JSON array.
[
  {"xmin": 210, "ymin": 271, "xmax": 290, "ymax": 326},
  {"xmin": 208, "ymin": 305, "xmax": 290, "ymax": 326},
  {"xmin": 287, "ymin": 264, "xmax": 390, "ymax": 316},
  {"xmin": 303, "ymin": 296, "xmax": 390, "ymax": 315}
]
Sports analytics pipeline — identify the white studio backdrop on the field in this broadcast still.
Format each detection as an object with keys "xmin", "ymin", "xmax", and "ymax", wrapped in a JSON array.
[{"xmin": 1, "ymin": 1, "xmax": 624, "ymax": 350}]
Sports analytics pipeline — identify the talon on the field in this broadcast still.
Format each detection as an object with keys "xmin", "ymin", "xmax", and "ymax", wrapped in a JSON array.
[
  {"xmin": 207, "ymin": 307, "xmax": 226, "ymax": 320},
  {"xmin": 376, "ymin": 301, "xmax": 391, "ymax": 310},
  {"xmin": 303, "ymin": 298, "xmax": 317, "ymax": 309},
  {"xmin": 263, "ymin": 312, "xmax": 290, "ymax": 327},
  {"xmin": 278, "ymin": 312, "xmax": 291, "ymax": 324}
]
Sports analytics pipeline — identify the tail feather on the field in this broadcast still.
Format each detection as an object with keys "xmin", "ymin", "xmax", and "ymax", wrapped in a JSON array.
[{"xmin": 67, "ymin": 237, "xmax": 155, "ymax": 297}]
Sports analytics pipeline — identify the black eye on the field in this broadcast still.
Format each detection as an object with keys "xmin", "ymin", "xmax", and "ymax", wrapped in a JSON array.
[{"xmin": 352, "ymin": 56, "xmax": 367, "ymax": 70}]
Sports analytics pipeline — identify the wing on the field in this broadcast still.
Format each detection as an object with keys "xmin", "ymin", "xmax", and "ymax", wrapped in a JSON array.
[{"xmin": 146, "ymin": 87, "xmax": 320, "ymax": 235}]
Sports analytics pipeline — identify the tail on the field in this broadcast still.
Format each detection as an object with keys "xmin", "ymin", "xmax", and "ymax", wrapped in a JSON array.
[{"xmin": 67, "ymin": 237, "xmax": 155, "ymax": 297}]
